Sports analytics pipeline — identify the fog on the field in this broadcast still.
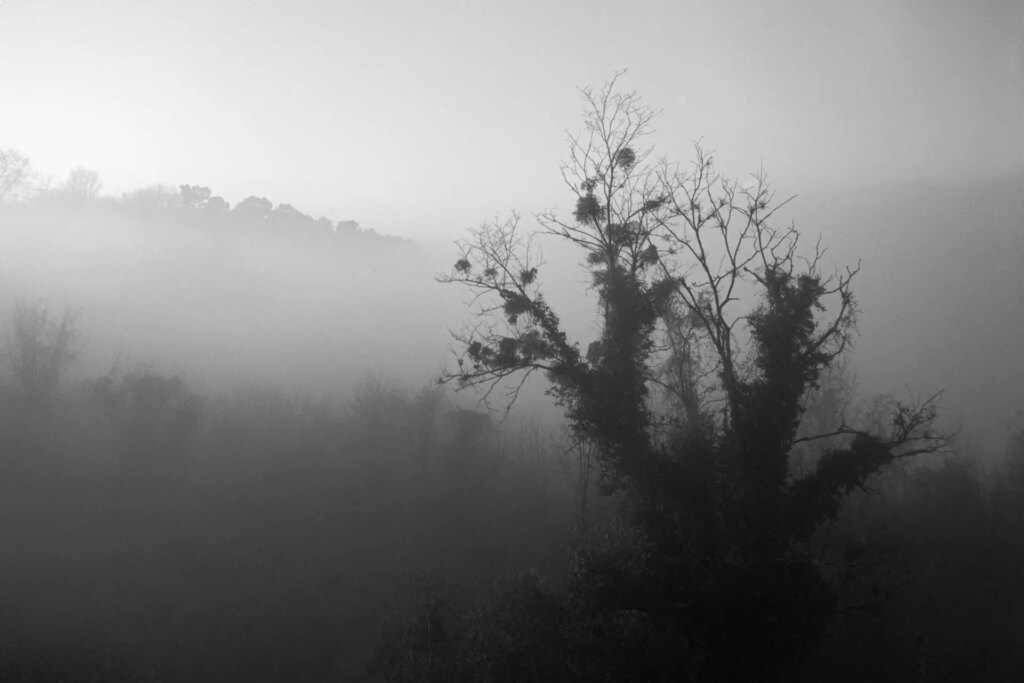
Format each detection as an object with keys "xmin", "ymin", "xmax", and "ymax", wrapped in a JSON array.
[
  {"xmin": 1, "ymin": 0, "xmax": 1023, "ymax": 681},
  {"xmin": 796, "ymin": 173, "xmax": 1024, "ymax": 463},
  {"xmin": 0, "ymin": 199, "xmax": 450, "ymax": 391}
]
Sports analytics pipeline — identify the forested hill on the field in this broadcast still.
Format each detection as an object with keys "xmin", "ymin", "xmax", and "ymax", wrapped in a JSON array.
[
  {"xmin": 0, "ymin": 181, "xmax": 416, "ymax": 253},
  {"xmin": 0, "ymin": 181, "xmax": 450, "ymax": 393}
]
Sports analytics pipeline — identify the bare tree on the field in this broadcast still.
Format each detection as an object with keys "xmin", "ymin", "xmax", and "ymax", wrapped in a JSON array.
[
  {"xmin": 0, "ymin": 149, "xmax": 32, "ymax": 202},
  {"xmin": 64, "ymin": 166, "xmax": 103, "ymax": 199}
]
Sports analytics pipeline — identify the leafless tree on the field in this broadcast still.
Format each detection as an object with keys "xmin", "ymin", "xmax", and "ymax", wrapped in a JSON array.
[
  {"xmin": 0, "ymin": 149, "xmax": 32, "ymax": 201},
  {"xmin": 64, "ymin": 166, "xmax": 103, "ymax": 199}
]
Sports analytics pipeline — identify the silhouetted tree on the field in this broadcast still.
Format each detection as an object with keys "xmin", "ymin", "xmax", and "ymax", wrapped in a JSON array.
[{"xmin": 439, "ymin": 75, "xmax": 946, "ymax": 677}]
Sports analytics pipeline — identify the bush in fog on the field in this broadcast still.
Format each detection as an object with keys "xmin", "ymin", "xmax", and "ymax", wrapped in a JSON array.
[
  {"xmin": 803, "ymin": 444, "xmax": 1024, "ymax": 680},
  {"xmin": 377, "ymin": 572, "xmax": 569, "ymax": 683},
  {"xmin": 93, "ymin": 368, "xmax": 202, "ymax": 482},
  {"xmin": 1000, "ymin": 421, "xmax": 1024, "ymax": 501},
  {"xmin": 1, "ymin": 301, "xmax": 77, "ymax": 427}
]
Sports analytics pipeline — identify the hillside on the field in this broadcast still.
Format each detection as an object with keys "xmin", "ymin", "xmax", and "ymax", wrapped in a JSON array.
[{"xmin": 0, "ymin": 186, "xmax": 453, "ymax": 394}]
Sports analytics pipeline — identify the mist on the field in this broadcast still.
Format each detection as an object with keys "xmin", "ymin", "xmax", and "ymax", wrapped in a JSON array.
[
  {"xmin": 1, "ymin": 0, "xmax": 1023, "ymax": 681},
  {"xmin": 0, "ymin": 195, "xmax": 454, "ymax": 391}
]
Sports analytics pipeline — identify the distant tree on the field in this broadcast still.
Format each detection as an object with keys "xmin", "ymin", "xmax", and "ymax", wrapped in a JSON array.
[
  {"xmin": 64, "ymin": 167, "xmax": 102, "ymax": 199},
  {"xmin": 270, "ymin": 203, "xmax": 304, "ymax": 220},
  {"xmin": 179, "ymin": 184, "xmax": 212, "ymax": 210},
  {"xmin": 122, "ymin": 185, "xmax": 181, "ymax": 214},
  {"xmin": 205, "ymin": 195, "xmax": 230, "ymax": 214},
  {"xmin": 439, "ymin": 75, "xmax": 947, "ymax": 677},
  {"xmin": 0, "ymin": 149, "xmax": 32, "ymax": 201},
  {"xmin": 269, "ymin": 203, "xmax": 317, "ymax": 234},
  {"xmin": 232, "ymin": 195, "xmax": 273, "ymax": 223},
  {"xmin": 177, "ymin": 186, "xmax": 233, "ymax": 219}
]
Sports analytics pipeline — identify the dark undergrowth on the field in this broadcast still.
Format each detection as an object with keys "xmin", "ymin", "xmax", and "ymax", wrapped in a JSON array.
[
  {"xmin": 0, "ymin": 334, "xmax": 575, "ymax": 681},
  {"xmin": 1, "ymin": 306, "xmax": 1023, "ymax": 681}
]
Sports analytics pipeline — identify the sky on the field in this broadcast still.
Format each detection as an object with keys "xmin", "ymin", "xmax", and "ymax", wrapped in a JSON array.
[{"xmin": 1, "ymin": 0, "xmax": 1022, "ymax": 239}]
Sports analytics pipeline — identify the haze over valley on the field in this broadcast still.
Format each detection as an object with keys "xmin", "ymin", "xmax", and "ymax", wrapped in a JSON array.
[{"xmin": 0, "ymin": 1, "xmax": 1022, "ymax": 680}]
